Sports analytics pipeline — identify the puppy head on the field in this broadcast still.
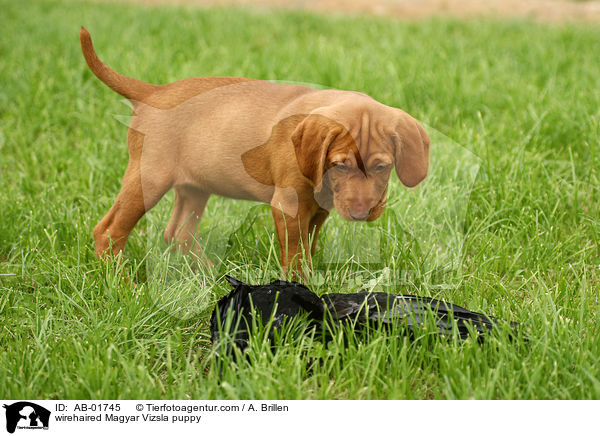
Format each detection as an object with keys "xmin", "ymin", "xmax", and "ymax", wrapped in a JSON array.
[{"xmin": 292, "ymin": 104, "xmax": 429, "ymax": 221}]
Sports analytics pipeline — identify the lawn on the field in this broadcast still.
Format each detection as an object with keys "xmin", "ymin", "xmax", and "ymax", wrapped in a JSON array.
[{"xmin": 0, "ymin": 0, "xmax": 599, "ymax": 399}]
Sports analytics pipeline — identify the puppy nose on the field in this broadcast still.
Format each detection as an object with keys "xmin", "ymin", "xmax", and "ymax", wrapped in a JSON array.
[{"xmin": 349, "ymin": 209, "xmax": 370, "ymax": 221}]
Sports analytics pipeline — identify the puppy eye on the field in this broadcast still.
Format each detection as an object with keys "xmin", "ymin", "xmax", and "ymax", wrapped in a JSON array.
[
  {"xmin": 374, "ymin": 164, "xmax": 389, "ymax": 172},
  {"xmin": 334, "ymin": 162, "xmax": 349, "ymax": 172}
]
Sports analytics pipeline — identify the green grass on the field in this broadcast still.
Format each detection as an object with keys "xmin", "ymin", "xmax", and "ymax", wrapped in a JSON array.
[{"xmin": 1, "ymin": 0, "xmax": 599, "ymax": 399}]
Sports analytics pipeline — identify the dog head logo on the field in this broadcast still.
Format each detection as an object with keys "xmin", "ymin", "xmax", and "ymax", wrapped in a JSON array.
[{"xmin": 3, "ymin": 402, "xmax": 50, "ymax": 433}]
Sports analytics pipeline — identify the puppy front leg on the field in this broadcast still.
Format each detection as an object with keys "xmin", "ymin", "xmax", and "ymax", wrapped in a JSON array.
[
  {"xmin": 271, "ymin": 206, "xmax": 311, "ymax": 277},
  {"xmin": 308, "ymin": 208, "xmax": 329, "ymax": 255}
]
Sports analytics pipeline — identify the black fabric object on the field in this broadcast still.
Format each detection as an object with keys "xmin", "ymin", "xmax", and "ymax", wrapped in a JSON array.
[
  {"xmin": 210, "ymin": 276, "xmax": 324, "ymax": 351},
  {"xmin": 323, "ymin": 292, "xmax": 496, "ymax": 339},
  {"xmin": 211, "ymin": 276, "xmax": 513, "ymax": 351}
]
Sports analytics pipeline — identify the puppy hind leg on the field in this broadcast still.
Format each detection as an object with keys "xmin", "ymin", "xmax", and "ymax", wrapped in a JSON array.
[
  {"xmin": 163, "ymin": 185, "xmax": 211, "ymax": 261},
  {"xmin": 94, "ymin": 163, "xmax": 173, "ymax": 258}
]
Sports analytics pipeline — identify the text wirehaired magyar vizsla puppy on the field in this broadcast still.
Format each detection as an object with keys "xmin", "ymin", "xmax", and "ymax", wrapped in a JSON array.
[{"xmin": 80, "ymin": 27, "xmax": 430, "ymax": 273}]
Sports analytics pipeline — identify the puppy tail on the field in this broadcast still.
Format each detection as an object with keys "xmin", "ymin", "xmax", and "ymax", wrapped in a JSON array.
[{"xmin": 80, "ymin": 26, "xmax": 158, "ymax": 103}]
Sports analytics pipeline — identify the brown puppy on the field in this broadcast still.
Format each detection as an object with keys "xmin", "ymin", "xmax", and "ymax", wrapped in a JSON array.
[{"xmin": 80, "ymin": 27, "xmax": 430, "ymax": 273}]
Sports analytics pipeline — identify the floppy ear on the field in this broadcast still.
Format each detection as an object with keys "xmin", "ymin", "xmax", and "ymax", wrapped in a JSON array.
[
  {"xmin": 292, "ymin": 114, "xmax": 342, "ymax": 187},
  {"xmin": 392, "ymin": 113, "xmax": 430, "ymax": 187}
]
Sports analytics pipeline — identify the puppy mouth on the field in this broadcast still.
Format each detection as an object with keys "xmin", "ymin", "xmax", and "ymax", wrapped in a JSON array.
[{"xmin": 348, "ymin": 209, "xmax": 371, "ymax": 221}]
